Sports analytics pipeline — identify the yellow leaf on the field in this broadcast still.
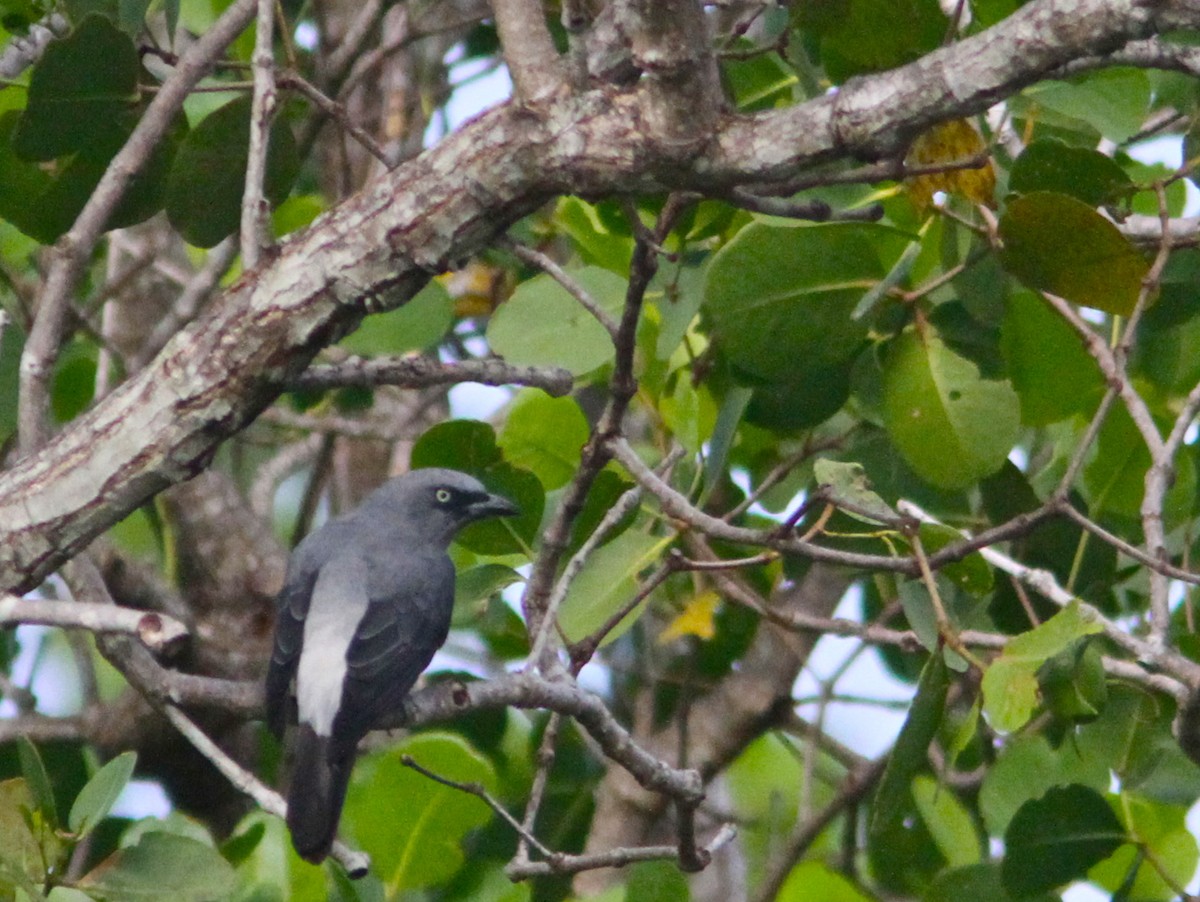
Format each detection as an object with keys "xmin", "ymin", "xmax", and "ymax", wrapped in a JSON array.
[
  {"xmin": 905, "ymin": 119, "xmax": 997, "ymax": 214},
  {"xmin": 658, "ymin": 591, "xmax": 719, "ymax": 644}
]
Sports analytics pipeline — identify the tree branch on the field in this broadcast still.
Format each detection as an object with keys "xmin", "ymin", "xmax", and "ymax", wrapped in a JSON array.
[
  {"xmin": 490, "ymin": 0, "xmax": 567, "ymax": 103},
  {"xmin": 291, "ymin": 355, "xmax": 573, "ymax": 395},
  {"xmin": 6, "ymin": 0, "xmax": 1200, "ymax": 591},
  {"xmin": 16, "ymin": 0, "xmax": 259, "ymax": 454},
  {"xmin": 0, "ymin": 595, "xmax": 188, "ymax": 652}
]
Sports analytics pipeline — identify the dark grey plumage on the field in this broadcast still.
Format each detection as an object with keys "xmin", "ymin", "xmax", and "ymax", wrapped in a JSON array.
[{"xmin": 265, "ymin": 467, "xmax": 517, "ymax": 865}]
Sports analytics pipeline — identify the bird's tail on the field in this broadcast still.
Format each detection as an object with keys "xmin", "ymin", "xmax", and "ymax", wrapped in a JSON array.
[{"xmin": 286, "ymin": 725, "xmax": 353, "ymax": 864}]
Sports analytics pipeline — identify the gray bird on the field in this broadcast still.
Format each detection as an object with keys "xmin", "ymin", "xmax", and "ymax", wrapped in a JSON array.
[{"xmin": 265, "ymin": 467, "xmax": 518, "ymax": 864}]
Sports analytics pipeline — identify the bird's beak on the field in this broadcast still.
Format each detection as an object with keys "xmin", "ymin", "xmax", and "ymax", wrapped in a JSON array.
[{"xmin": 471, "ymin": 492, "xmax": 519, "ymax": 519}]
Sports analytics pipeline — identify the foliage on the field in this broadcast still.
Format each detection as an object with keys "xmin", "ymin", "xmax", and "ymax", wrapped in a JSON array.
[{"xmin": 2, "ymin": 1, "xmax": 1200, "ymax": 901}]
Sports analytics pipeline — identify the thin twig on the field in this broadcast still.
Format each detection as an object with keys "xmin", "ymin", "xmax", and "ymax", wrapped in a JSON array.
[
  {"xmin": 240, "ymin": 0, "xmax": 278, "ymax": 267},
  {"xmin": 401, "ymin": 754, "xmax": 553, "ymax": 856},
  {"xmin": 505, "ymin": 823, "xmax": 737, "ymax": 879},
  {"xmin": 501, "ymin": 237, "xmax": 620, "ymax": 339}
]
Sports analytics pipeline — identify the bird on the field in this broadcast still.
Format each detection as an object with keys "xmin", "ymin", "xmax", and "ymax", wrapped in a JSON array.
[{"xmin": 264, "ymin": 467, "xmax": 518, "ymax": 865}]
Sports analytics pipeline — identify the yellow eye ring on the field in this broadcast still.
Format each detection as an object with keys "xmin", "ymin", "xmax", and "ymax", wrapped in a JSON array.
[{"xmin": 435, "ymin": 488, "xmax": 452, "ymax": 504}]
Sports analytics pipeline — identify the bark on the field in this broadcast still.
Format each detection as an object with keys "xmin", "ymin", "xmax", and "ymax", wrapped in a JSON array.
[{"xmin": 0, "ymin": 0, "xmax": 1194, "ymax": 596}]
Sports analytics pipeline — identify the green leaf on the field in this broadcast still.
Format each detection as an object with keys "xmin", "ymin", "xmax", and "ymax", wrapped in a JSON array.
[
  {"xmin": 339, "ymin": 280, "xmax": 453, "ymax": 356},
  {"xmin": 452, "ymin": 563, "xmax": 522, "ymax": 626},
  {"xmin": 1038, "ymin": 638, "xmax": 1108, "ymax": 724},
  {"xmin": 0, "ymin": 111, "xmax": 55, "ymax": 242},
  {"xmin": 48, "ymin": 888, "xmax": 96, "ymax": 902},
  {"xmin": 496, "ymin": 389, "xmax": 588, "ymax": 490},
  {"xmin": 723, "ymin": 49, "xmax": 796, "ymax": 111},
  {"xmin": 979, "ymin": 733, "xmax": 1110, "ymax": 837},
  {"xmin": 1000, "ymin": 290, "xmax": 1104, "ymax": 425},
  {"xmin": 51, "ymin": 339, "xmax": 97, "ymax": 423},
  {"xmin": 78, "ymin": 831, "xmax": 236, "ymax": 901},
  {"xmin": 999, "ymin": 191, "xmax": 1149, "ymax": 315},
  {"xmin": 557, "ymin": 529, "xmax": 673, "ymax": 644},
  {"xmin": 625, "ymin": 860, "xmax": 689, "ymax": 902},
  {"xmin": 1019, "ymin": 69, "xmax": 1151, "ymax": 145},
  {"xmin": 981, "ymin": 602, "xmax": 1103, "ymax": 733},
  {"xmin": 0, "ymin": 778, "xmax": 50, "ymax": 888},
  {"xmin": 1088, "ymin": 794, "xmax": 1198, "ymax": 900},
  {"xmin": 165, "ymin": 94, "xmax": 300, "ymax": 247},
  {"xmin": 1082, "ymin": 401, "xmax": 1196, "ymax": 525},
  {"xmin": 13, "ymin": 14, "xmax": 138, "ymax": 162},
  {"xmin": 487, "ymin": 266, "xmax": 625, "ymax": 375},
  {"xmin": 796, "ymin": 0, "xmax": 949, "ymax": 82},
  {"xmin": 1009, "ymin": 139, "xmax": 1134, "ymax": 208},
  {"xmin": 69, "ymin": 751, "xmax": 136, "ymax": 837},
  {"xmin": 926, "ymin": 862, "xmax": 1056, "ymax": 902},
  {"xmin": 553, "ymin": 198, "xmax": 634, "ymax": 274},
  {"xmin": 742, "ymin": 356, "xmax": 856, "ymax": 432},
  {"xmin": 1001, "ymin": 785, "xmax": 1125, "ymax": 897},
  {"xmin": 569, "ymin": 467, "xmax": 637, "ymax": 552},
  {"xmin": 659, "ymin": 374, "xmax": 718, "ymax": 455},
  {"xmin": 913, "ymin": 523, "xmax": 993, "ymax": 595},
  {"xmin": 344, "ymin": 732, "xmax": 495, "ymax": 892},
  {"xmin": 17, "ymin": 739, "xmax": 57, "ymax": 831},
  {"xmin": 871, "ymin": 653, "xmax": 948, "ymax": 836},
  {"xmin": 777, "ymin": 860, "xmax": 873, "ymax": 901},
  {"xmin": 704, "ymin": 222, "xmax": 900, "ymax": 382},
  {"xmin": 911, "ymin": 775, "xmax": 981, "ymax": 868},
  {"xmin": 881, "ymin": 330, "xmax": 1019, "ymax": 490},
  {"xmin": 812, "ymin": 458, "xmax": 898, "ymax": 523}
]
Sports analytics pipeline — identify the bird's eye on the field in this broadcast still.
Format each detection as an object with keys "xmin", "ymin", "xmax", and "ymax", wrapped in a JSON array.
[{"xmin": 435, "ymin": 488, "xmax": 452, "ymax": 504}]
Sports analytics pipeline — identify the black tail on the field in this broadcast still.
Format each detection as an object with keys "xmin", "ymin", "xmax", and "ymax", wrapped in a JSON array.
[{"xmin": 286, "ymin": 725, "xmax": 353, "ymax": 864}]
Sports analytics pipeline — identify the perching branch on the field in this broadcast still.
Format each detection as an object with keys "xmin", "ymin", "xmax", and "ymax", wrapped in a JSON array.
[{"xmin": 0, "ymin": 595, "xmax": 188, "ymax": 653}]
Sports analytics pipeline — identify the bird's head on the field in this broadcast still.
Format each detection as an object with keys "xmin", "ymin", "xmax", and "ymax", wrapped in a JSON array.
[{"xmin": 367, "ymin": 467, "xmax": 518, "ymax": 546}]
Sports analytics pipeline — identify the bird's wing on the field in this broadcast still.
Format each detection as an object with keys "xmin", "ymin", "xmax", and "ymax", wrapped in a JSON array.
[
  {"xmin": 332, "ymin": 553, "xmax": 456, "ymax": 742},
  {"xmin": 265, "ymin": 556, "xmax": 320, "ymax": 737}
]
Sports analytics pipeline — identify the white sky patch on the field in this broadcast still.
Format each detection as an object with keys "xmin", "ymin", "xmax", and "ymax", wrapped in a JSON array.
[
  {"xmin": 1126, "ymin": 135, "xmax": 1200, "ymax": 216},
  {"xmin": 793, "ymin": 585, "xmax": 914, "ymax": 760}
]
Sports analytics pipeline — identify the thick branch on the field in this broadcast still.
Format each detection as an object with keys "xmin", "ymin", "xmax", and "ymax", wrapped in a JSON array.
[{"xmin": 4, "ymin": 0, "xmax": 1199, "ymax": 591}]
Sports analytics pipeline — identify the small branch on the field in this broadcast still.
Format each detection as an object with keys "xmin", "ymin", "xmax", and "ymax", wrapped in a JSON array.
[
  {"xmin": 518, "ymin": 202, "xmax": 678, "ymax": 642},
  {"xmin": 395, "ymin": 672, "xmax": 704, "ymax": 805},
  {"xmin": 1135, "ymin": 183, "xmax": 1180, "ymax": 651},
  {"xmin": 502, "ymin": 238, "xmax": 620, "ymax": 340},
  {"xmin": 401, "ymin": 755, "xmax": 553, "ymax": 857},
  {"xmin": 752, "ymin": 757, "xmax": 889, "ymax": 902},
  {"xmin": 0, "ymin": 11, "xmax": 67, "ymax": 79},
  {"xmin": 491, "ymin": 0, "xmax": 567, "ymax": 103},
  {"xmin": 0, "ymin": 595, "xmax": 188, "ymax": 652},
  {"xmin": 528, "ymin": 479, "xmax": 646, "ymax": 670},
  {"xmin": 282, "ymin": 72, "xmax": 395, "ymax": 169},
  {"xmin": 899, "ymin": 501, "xmax": 1200, "ymax": 686},
  {"xmin": 163, "ymin": 705, "xmax": 370, "ymax": 875},
  {"xmin": 505, "ymin": 823, "xmax": 736, "ymax": 880},
  {"xmin": 0, "ymin": 713, "xmax": 87, "ymax": 743},
  {"xmin": 560, "ymin": 0, "xmax": 591, "ymax": 89},
  {"xmin": 513, "ymin": 712, "xmax": 563, "ymax": 867},
  {"xmin": 292, "ymin": 355, "xmax": 573, "ymax": 396},
  {"xmin": 240, "ymin": 0, "xmax": 279, "ymax": 268},
  {"xmin": 721, "ymin": 188, "xmax": 883, "ymax": 223}
]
